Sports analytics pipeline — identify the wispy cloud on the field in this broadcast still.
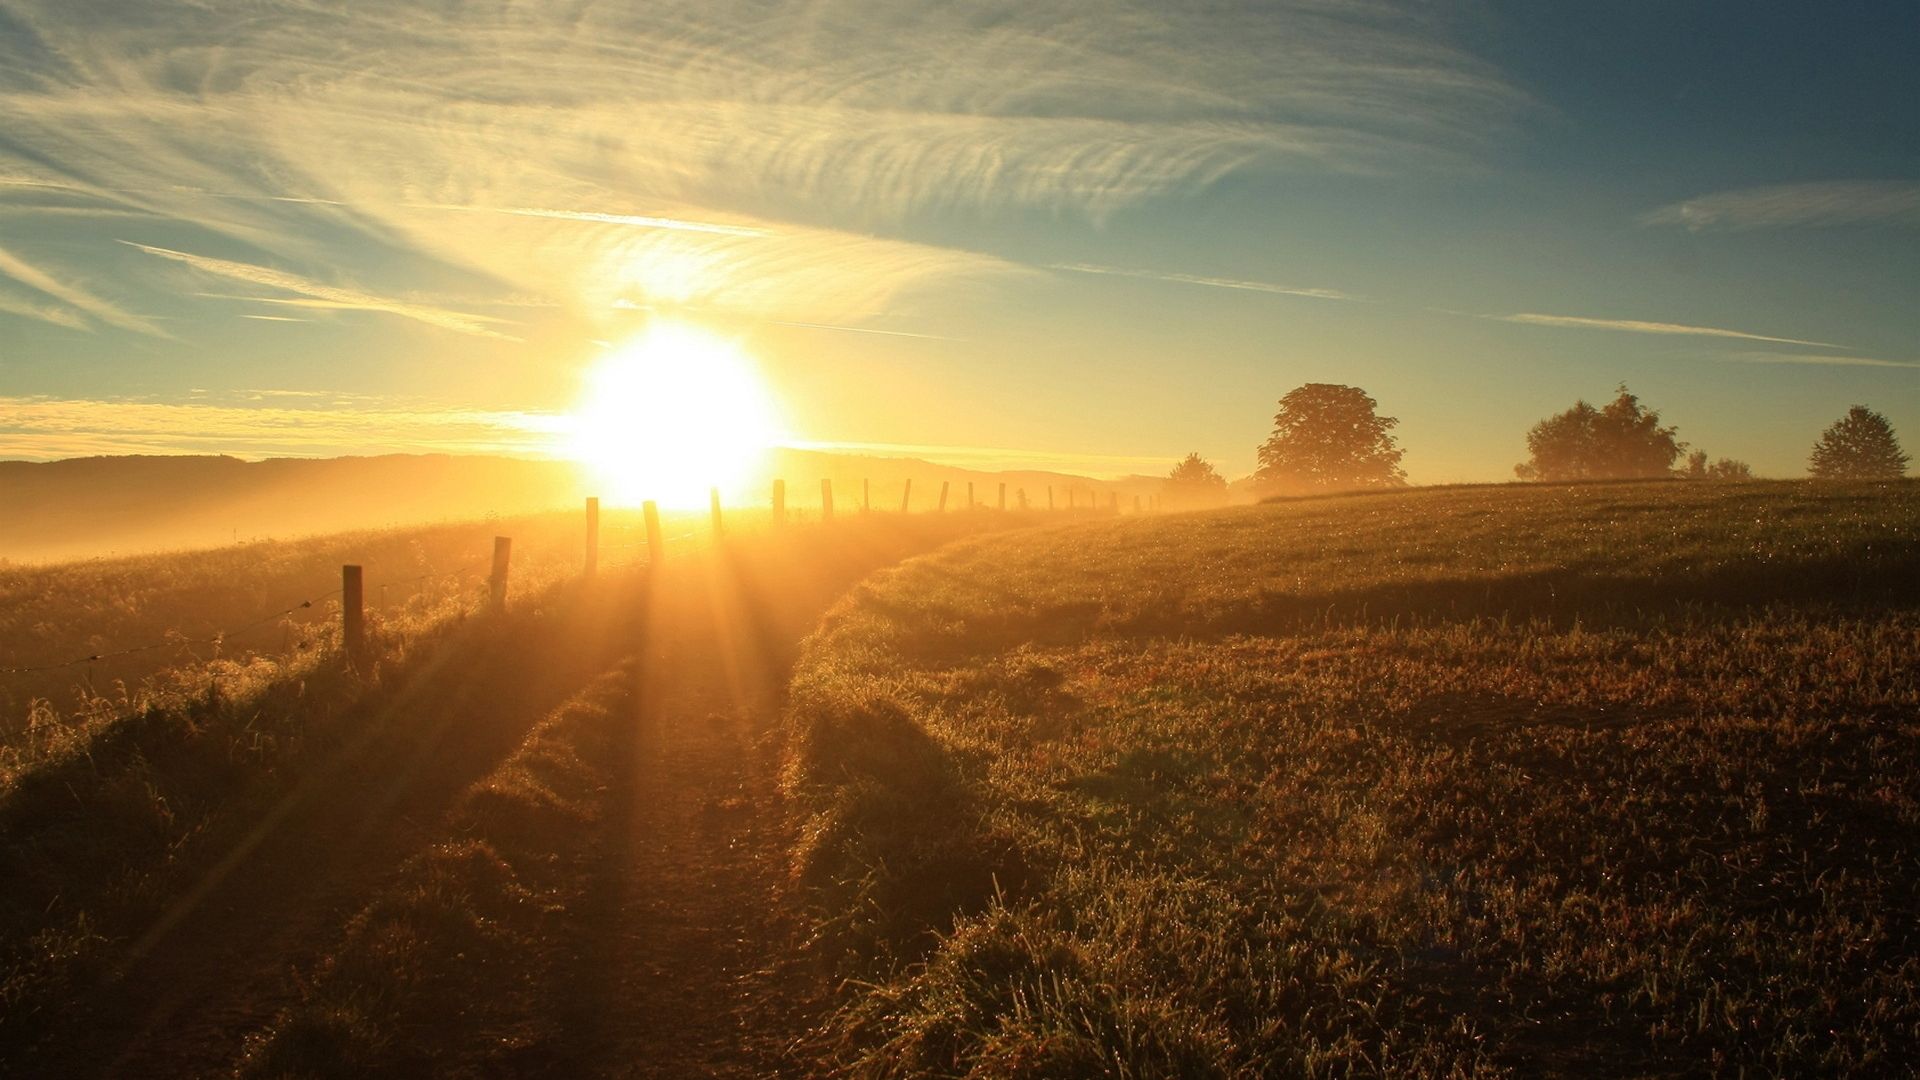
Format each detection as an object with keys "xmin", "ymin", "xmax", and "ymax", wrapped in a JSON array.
[
  {"xmin": 1722, "ymin": 351, "xmax": 1920, "ymax": 370},
  {"xmin": 1053, "ymin": 262, "xmax": 1359, "ymax": 301},
  {"xmin": 1486, "ymin": 311, "xmax": 1842, "ymax": 348},
  {"xmin": 122, "ymin": 242, "xmax": 520, "ymax": 340},
  {"xmin": 0, "ymin": 288, "xmax": 90, "ymax": 331},
  {"xmin": 1643, "ymin": 181, "xmax": 1920, "ymax": 231},
  {"xmin": 610, "ymin": 299, "xmax": 964, "ymax": 341},
  {"xmin": 0, "ymin": 243, "xmax": 169, "ymax": 336},
  {"xmin": 420, "ymin": 204, "xmax": 769, "ymax": 238},
  {"xmin": 766, "ymin": 319, "xmax": 963, "ymax": 341},
  {"xmin": 0, "ymin": 0, "xmax": 1524, "ymax": 331}
]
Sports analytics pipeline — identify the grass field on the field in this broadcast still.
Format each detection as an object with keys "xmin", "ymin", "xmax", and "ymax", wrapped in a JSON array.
[
  {"xmin": 0, "ymin": 508, "xmax": 1022, "ymax": 1075},
  {"xmin": 0, "ymin": 503, "xmax": 815, "ymax": 779},
  {"xmin": 785, "ymin": 481, "xmax": 1920, "ymax": 1076},
  {"xmin": 0, "ymin": 506, "xmax": 664, "ymax": 748}
]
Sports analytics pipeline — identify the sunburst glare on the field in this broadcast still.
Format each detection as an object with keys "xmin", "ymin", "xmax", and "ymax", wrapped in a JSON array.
[{"xmin": 566, "ymin": 321, "xmax": 782, "ymax": 506}]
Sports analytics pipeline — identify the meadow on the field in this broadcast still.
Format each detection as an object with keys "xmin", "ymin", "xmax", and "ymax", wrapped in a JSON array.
[
  {"xmin": 4, "ymin": 480, "xmax": 1915, "ymax": 1077},
  {"xmin": 785, "ymin": 481, "xmax": 1920, "ymax": 1076},
  {"xmin": 0, "ymin": 507, "xmax": 1018, "ymax": 1075},
  {"xmin": 0, "ymin": 504, "xmax": 694, "ymax": 775}
]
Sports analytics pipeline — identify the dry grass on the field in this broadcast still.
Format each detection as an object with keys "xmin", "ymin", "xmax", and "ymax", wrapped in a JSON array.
[
  {"xmin": 238, "ymin": 665, "xmax": 638, "ymax": 1079},
  {"xmin": 0, "ymin": 507, "xmax": 666, "ymax": 760},
  {"xmin": 0, "ymin": 541, "xmax": 651, "ymax": 1063},
  {"xmin": 785, "ymin": 480, "xmax": 1920, "ymax": 1076},
  {"xmin": 231, "ymin": 511, "xmax": 1035, "ymax": 1078}
]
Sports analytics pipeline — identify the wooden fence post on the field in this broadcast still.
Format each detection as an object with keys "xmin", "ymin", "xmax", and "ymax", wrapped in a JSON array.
[
  {"xmin": 967, "ymin": 482, "xmax": 974, "ymax": 510},
  {"xmin": 998, "ymin": 483, "xmax": 1006, "ymax": 511},
  {"xmin": 900, "ymin": 478, "xmax": 912, "ymax": 513},
  {"xmin": 644, "ymin": 500, "xmax": 664, "ymax": 565},
  {"xmin": 938, "ymin": 480, "xmax": 949, "ymax": 512},
  {"xmin": 1133, "ymin": 494, "xmax": 1142, "ymax": 514},
  {"xmin": 342, "ymin": 564, "xmax": 365, "ymax": 666},
  {"xmin": 1109, "ymin": 491, "xmax": 1118, "ymax": 512},
  {"xmin": 489, "ymin": 536, "xmax": 511, "ymax": 611},
  {"xmin": 1018, "ymin": 488, "xmax": 1028, "ymax": 510},
  {"xmin": 773, "ymin": 479, "xmax": 786, "ymax": 525},
  {"xmin": 711, "ymin": 487, "xmax": 724, "ymax": 538},
  {"xmin": 1047, "ymin": 486, "xmax": 1054, "ymax": 511},
  {"xmin": 821, "ymin": 479, "xmax": 835, "ymax": 522},
  {"xmin": 584, "ymin": 497, "xmax": 600, "ymax": 579}
]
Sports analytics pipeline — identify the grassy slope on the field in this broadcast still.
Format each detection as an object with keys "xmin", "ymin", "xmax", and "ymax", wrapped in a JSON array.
[
  {"xmin": 0, "ymin": 506, "xmax": 660, "ymax": 743},
  {"xmin": 238, "ymin": 664, "xmax": 641, "ymax": 1079},
  {"xmin": 235, "ymin": 512, "xmax": 1039, "ymax": 1078},
  {"xmin": 0, "ymin": 567, "xmax": 642, "ymax": 1067},
  {"xmin": 786, "ymin": 481, "xmax": 1920, "ymax": 1077}
]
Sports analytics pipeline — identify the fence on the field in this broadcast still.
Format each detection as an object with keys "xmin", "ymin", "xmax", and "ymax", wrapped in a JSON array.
[{"xmin": 2, "ymin": 477, "xmax": 1157, "ymax": 688}]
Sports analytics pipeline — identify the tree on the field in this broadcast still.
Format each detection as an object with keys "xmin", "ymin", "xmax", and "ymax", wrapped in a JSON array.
[
  {"xmin": 1163, "ymin": 452, "xmax": 1228, "ymax": 508},
  {"xmin": 1255, "ymin": 384, "xmax": 1405, "ymax": 494},
  {"xmin": 1808, "ymin": 406, "xmax": 1908, "ymax": 480},
  {"xmin": 1681, "ymin": 449, "xmax": 1754, "ymax": 481},
  {"xmin": 1516, "ymin": 385, "xmax": 1683, "ymax": 482},
  {"xmin": 1708, "ymin": 457, "xmax": 1754, "ymax": 481}
]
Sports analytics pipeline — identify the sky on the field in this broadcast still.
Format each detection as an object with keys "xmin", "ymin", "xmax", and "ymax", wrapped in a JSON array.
[{"xmin": 0, "ymin": 0, "xmax": 1915, "ymax": 482}]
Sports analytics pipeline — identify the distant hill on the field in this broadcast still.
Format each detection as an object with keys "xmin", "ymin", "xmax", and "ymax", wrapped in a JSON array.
[
  {"xmin": 0, "ymin": 455, "xmax": 593, "ymax": 562},
  {"xmin": 0, "ymin": 450, "xmax": 1183, "ymax": 562}
]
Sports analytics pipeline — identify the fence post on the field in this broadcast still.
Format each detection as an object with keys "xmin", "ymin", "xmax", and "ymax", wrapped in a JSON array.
[
  {"xmin": 967, "ymin": 482, "xmax": 974, "ymax": 510},
  {"xmin": 1109, "ymin": 491, "xmax": 1118, "ymax": 513},
  {"xmin": 821, "ymin": 479, "xmax": 835, "ymax": 522},
  {"xmin": 1047, "ymin": 486, "xmax": 1054, "ymax": 511},
  {"xmin": 644, "ymin": 500, "xmax": 664, "ymax": 565},
  {"xmin": 773, "ymin": 479, "xmax": 787, "ymax": 525},
  {"xmin": 584, "ymin": 497, "xmax": 600, "ymax": 579},
  {"xmin": 863, "ymin": 478, "xmax": 871, "ymax": 513},
  {"xmin": 1018, "ymin": 488, "xmax": 1028, "ymax": 510},
  {"xmin": 342, "ymin": 564, "xmax": 365, "ymax": 667},
  {"xmin": 938, "ymin": 480, "xmax": 949, "ymax": 512},
  {"xmin": 489, "ymin": 536, "xmax": 511, "ymax": 611},
  {"xmin": 900, "ymin": 478, "xmax": 912, "ymax": 513},
  {"xmin": 998, "ymin": 483, "xmax": 1006, "ymax": 511},
  {"xmin": 1133, "ymin": 494, "xmax": 1142, "ymax": 514},
  {"xmin": 710, "ymin": 487, "xmax": 724, "ymax": 538}
]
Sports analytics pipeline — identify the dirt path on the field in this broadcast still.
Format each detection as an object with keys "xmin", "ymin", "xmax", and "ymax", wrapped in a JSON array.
[
  {"xmin": 563, "ymin": 547, "xmax": 862, "ymax": 1076},
  {"xmin": 11, "ymin": 520, "xmax": 994, "ymax": 1078}
]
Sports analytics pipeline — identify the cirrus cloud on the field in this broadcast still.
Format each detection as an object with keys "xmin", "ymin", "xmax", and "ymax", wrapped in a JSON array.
[
  {"xmin": 0, "ymin": 0, "xmax": 1526, "ymax": 336},
  {"xmin": 1643, "ymin": 181, "xmax": 1920, "ymax": 231}
]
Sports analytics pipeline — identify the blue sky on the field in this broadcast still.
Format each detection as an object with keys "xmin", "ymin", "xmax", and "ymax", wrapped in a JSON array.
[{"xmin": 0, "ymin": 0, "xmax": 1914, "ymax": 480}]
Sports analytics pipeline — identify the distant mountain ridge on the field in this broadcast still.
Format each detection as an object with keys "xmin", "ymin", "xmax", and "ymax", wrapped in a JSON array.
[{"xmin": 0, "ymin": 451, "xmax": 1177, "ymax": 562}]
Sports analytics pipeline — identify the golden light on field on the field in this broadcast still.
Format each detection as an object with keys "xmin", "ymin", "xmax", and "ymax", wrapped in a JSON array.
[{"xmin": 566, "ymin": 322, "xmax": 782, "ymax": 506}]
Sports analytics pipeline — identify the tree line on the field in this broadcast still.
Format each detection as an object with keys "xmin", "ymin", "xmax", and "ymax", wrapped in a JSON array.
[{"xmin": 1161, "ymin": 383, "xmax": 1910, "ymax": 501}]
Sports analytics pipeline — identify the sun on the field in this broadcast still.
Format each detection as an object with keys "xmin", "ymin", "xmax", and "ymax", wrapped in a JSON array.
[{"xmin": 566, "ymin": 322, "xmax": 782, "ymax": 506}]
